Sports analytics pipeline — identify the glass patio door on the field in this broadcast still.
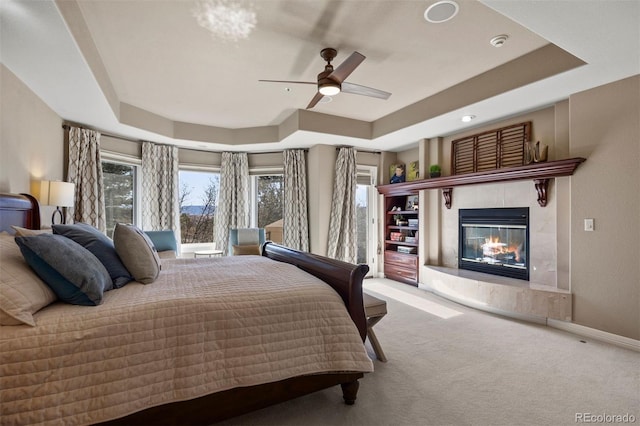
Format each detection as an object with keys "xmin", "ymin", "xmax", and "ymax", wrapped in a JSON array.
[{"xmin": 356, "ymin": 166, "xmax": 378, "ymax": 277}]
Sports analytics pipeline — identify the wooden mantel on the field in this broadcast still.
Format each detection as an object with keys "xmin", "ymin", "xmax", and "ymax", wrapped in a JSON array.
[{"xmin": 377, "ymin": 157, "xmax": 586, "ymax": 208}]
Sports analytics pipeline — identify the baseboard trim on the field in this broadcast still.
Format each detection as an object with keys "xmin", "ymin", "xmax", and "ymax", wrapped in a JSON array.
[
  {"xmin": 419, "ymin": 282, "xmax": 640, "ymax": 352},
  {"xmin": 418, "ymin": 282, "xmax": 547, "ymax": 325},
  {"xmin": 547, "ymin": 319, "xmax": 640, "ymax": 352}
]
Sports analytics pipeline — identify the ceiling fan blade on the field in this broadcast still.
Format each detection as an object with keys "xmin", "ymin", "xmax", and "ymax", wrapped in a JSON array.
[
  {"xmin": 286, "ymin": 1, "xmax": 342, "ymax": 76},
  {"xmin": 306, "ymin": 91, "xmax": 325, "ymax": 109},
  {"xmin": 328, "ymin": 51, "xmax": 365, "ymax": 83},
  {"xmin": 259, "ymin": 79, "xmax": 316, "ymax": 85},
  {"xmin": 341, "ymin": 82, "xmax": 391, "ymax": 100}
]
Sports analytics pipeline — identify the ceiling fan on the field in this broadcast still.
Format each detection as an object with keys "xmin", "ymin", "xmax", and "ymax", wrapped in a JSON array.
[{"xmin": 259, "ymin": 48, "xmax": 391, "ymax": 109}]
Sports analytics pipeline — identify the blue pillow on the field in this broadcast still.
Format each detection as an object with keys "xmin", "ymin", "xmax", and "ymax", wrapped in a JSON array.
[
  {"xmin": 53, "ymin": 223, "xmax": 133, "ymax": 288},
  {"xmin": 144, "ymin": 230, "xmax": 177, "ymax": 252},
  {"xmin": 15, "ymin": 234, "xmax": 112, "ymax": 306}
]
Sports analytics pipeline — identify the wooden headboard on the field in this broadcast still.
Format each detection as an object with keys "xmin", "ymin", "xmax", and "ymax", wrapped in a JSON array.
[{"xmin": 0, "ymin": 193, "xmax": 41, "ymax": 233}]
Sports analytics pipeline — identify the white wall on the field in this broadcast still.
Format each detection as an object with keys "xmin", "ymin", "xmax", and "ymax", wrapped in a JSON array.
[
  {"xmin": 1, "ymin": 64, "xmax": 63, "ymax": 227},
  {"xmin": 569, "ymin": 75, "xmax": 640, "ymax": 340}
]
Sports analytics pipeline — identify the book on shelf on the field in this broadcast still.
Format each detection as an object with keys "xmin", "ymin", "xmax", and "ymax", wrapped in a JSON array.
[{"xmin": 397, "ymin": 246, "xmax": 417, "ymax": 254}]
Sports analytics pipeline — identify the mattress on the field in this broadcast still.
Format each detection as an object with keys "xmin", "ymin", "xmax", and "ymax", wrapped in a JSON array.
[{"xmin": 0, "ymin": 255, "xmax": 374, "ymax": 425}]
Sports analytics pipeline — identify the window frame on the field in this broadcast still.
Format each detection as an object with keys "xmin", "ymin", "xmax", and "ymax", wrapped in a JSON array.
[
  {"xmin": 356, "ymin": 165, "xmax": 378, "ymax": 276},
  {"xmin": 100, "ymin": 152, "xmax": 141, "ymax": 233},
  {"xmin": 178, "ymin": 165, "xmax": 221, "ymax": 254},
  {"xmin": 249, "ymin": 167, "xmax": 284, "ymax": 229}
]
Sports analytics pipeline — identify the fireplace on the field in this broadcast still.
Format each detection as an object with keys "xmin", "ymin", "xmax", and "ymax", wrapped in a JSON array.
[{"xmin": 458, "ymin": 208, "xmax": 529, "ymax": 280}]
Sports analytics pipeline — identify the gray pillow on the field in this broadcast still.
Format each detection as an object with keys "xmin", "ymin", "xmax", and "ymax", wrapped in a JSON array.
[
  {"xmin": 53, "ymin": 223, "xmax": 133, "ymax": 288},
  {"xmin": 15, "ymin": 234, "xmax": 112, "ymax": 306},
  {"xmin": 113, "ymin": 223, "xmax": 161, "ymax": 284}
]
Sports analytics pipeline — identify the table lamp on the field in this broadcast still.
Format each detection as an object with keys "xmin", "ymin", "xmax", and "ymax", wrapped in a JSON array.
[{"xmin": 41, "ymin": 180, "xmax": 75, "ymax": 224}]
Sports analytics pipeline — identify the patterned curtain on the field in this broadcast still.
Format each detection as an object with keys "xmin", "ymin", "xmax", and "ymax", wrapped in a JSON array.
[
  {"xmin": 327, "ymin": 147, "xmax": 357, "ymax": 263},
  {"xmin": 141, "ymin": 142, "xmax": 181, "ymax": 239},
  {"xmin": 283, "ymin": 149, "xmax": 309, "ymax": 251},
  {"xmin": 215, "ymin": 152, "xmax": 249, "ymax": 255},
  {"xmin": 67, "ymin": 126, "xmax": 106, "ymax": 231}
]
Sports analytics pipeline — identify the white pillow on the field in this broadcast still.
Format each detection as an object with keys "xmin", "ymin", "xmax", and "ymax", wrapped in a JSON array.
[
  {"xmin": 0, "ymin": 233, "xmax": 57, "ymax": 326},
  {"xmin": 11, "ymin": 225, "xmax": 51, "ymax": 237}
]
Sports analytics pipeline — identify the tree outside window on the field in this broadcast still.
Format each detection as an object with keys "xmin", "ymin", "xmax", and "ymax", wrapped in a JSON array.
[
  {"xmin": 356, "ymin": 184, "xmax": 368, "ymax": 264},
  {"xmin": 102, "ymin": 161, "xmax": 135, "ymax": 237},
  {"xmin": 179, "ymin": 171, "xmax": 219, "ymax": 244},
  {"xmin": 255, "ymin": 175, "xmax": 283, "ymax": 243}
]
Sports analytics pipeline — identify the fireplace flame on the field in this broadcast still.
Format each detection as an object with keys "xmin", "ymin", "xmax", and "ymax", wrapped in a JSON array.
[{"xmin": 482, "ymin": 237, "xmax": 522, "ymax": 263}]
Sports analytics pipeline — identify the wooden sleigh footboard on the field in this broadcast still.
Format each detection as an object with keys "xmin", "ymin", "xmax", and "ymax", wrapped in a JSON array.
[
  {"xmin": 103, "ymin": 246, "xmax": 370, "ymax": 425},
  {"xmin": 102, "ymin": 372, "xmax": 365, "ymax": 425}
]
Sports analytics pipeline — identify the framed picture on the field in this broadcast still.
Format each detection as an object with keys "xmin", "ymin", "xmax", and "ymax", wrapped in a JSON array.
[
  {"xmin": 405, "ymin": 195, "xmax": 419, "ymax": 211},
  {"xmin": 389, "ymin": 163, "xmax": 406, "ymax": 184},
  {"xmin": 407, "ymin": 161, "xmax": 419, "ymax": 181}
]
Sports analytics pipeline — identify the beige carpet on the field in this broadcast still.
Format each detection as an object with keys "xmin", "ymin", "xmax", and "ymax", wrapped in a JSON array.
[{"xmin": 219, "ymin": 278, "xmax": 639, "ymax": 426}]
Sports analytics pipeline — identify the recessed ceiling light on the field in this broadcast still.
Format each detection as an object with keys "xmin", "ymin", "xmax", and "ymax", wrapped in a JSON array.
[
  {"xmin": 461, "ymin": 115, "xmax": 475, "ymax": 122},
  {"xmin": 490, "ymin": 34, "xmax": 509, "ymax": 47},
  {"xmin": 424, "ymin": 1, "xmax": 459, "ymax": 24}
]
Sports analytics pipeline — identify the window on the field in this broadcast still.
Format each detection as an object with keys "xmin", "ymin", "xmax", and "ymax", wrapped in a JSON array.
[
  {"xmin": 102, "ymin": 161, "xmax": 137, "ymax": 238},
  {"xmin": 251, "ymin": 175, "xmax": 284, "ymax": 243},
  {"xmin": 356, "ymin": 183, "xmax": 368, "ymax": 264},
  {"xmin": 179, "ymin": 170, "xmax": 219, "ymax": 244}
]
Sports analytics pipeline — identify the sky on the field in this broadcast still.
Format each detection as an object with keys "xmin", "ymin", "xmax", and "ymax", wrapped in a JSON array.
[
  {"xmin": 179, "ymin": 170, "xmax": 218, "ymax": 206},
  {"xmin": 179, "ymin": 170, "xmax": 370, "ymax": 207}
]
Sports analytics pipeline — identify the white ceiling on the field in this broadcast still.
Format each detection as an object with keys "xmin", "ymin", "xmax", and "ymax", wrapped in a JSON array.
[{"xmin": 1, "ymin": 0, "xmax": 639, "ymax": 153}]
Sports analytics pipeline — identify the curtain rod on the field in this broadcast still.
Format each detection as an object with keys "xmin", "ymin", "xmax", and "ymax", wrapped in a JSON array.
[
  {"xmin": 335, "ymin": 146, "xmax": 382, "ymax": 154},
  {"xmin": 239, "ymin": 148, "xmax": 309, "ymax": 155},
  {"xmin": 63, "ymin": 124, "xmax": 370, "ymax": 155},
  {"xmin": 62, "ymin": 124, "xmax": 142, "ymax": 144},
  {"xmin": 63, "ymin": 124, "xmax": 309, "ymax": 155}
]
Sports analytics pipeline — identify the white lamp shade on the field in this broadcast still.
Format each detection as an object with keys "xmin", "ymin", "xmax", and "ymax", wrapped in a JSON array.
[{"xmin": 48, "ymin": 181, "xmax": 75, "ymax": 207}]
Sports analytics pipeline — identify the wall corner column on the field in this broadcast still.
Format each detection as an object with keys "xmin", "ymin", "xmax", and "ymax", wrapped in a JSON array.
[
  {"xmin": 307, "ymin": 144, "xmax": 337, "ymax": 256},
  {"xmin": 421, "ymin": 137, "xmax": 443, "ymax": 274}
]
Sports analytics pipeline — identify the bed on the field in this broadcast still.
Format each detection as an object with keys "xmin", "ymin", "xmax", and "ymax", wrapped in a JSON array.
[{"xmin": 0, "ymin": 192, "xmax": 374, "ymax": 425}]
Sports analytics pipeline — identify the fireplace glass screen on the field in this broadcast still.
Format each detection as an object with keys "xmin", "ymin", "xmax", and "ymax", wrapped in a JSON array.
[
  {"xmin": 459, "ymin": 208, "xmax": 529, "ymax": 280},
  {"xmin": 461, "ymin": 224, "xmax": 526, "ymax": 268}
]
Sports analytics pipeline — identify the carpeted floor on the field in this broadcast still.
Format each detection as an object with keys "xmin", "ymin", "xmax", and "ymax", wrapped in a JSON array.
[{"xmin": 219, "ymin": 278, "xmax": 639, "ymax": 426}]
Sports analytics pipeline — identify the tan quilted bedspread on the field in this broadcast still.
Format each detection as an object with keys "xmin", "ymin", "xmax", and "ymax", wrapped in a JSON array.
[{"xmin": 0, "ymin": 256, "xmax": 373, "ymax": 425}]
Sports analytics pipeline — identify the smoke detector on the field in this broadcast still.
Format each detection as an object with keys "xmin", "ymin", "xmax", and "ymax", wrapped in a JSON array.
[{"xmin": 490, "ymin": 34, "xmax": 509, "ymax": 47}]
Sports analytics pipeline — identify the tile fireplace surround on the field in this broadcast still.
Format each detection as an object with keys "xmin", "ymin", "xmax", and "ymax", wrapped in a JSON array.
[{"xmin": 421, "ymin": 178, "xmax": 572, "ymax": 322}]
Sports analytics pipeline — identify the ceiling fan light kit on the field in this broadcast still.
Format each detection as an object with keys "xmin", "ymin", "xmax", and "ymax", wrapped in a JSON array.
[
  {"xmin": 319, "ymin": 83, "xmax": 341, "ymax": 96},
  {"xmin": 259, "ymin": 47, "xmax": 391, "ymax": 109}
]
